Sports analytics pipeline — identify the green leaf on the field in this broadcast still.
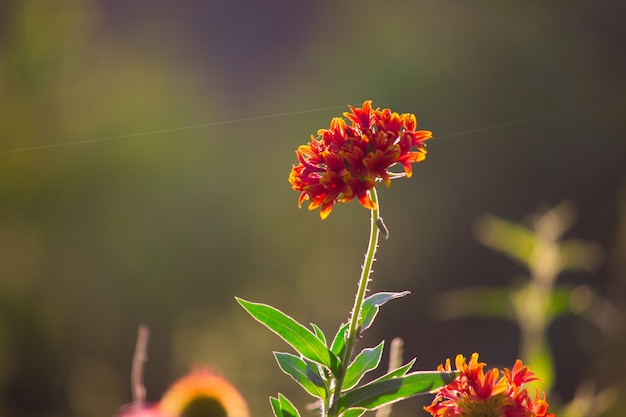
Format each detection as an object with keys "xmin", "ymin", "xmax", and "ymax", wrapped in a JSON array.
[
  {"xmin": 548, "ymin": 284, "xmax": 598, "ymax": 319},
  {"xmin": 559, "ymin": 239, "xmax": 602, "ymax": 272},
  {"xmin": 343, "ymin": 342, "xmax": 384, "ymax": 391},
  {"xmin": 270, "ymin": 397, "xmax": 282, "ymax": 417},
  {"xmin": 330, "ymin": 322, "xmax": 349, "ymax": 358},
  {"xmin": 274, "ymin": 352, "xmax": 327, "ymax": 400},
  {"xmin": 429, "ymin": 287, "xmax": 512, "ymax": 321},
  {"xmin": 310, "ymin": 323, "xmax": 327, "ymax": 345},
  {"xmin": 340, "ymin": 408, "xmax": 367, "ymax": 417},
  {"xmin": 474, "ymin": 214, "xmax": 538, "ymax": 271},
  {"xmin": 237, "ymin": 298, "xmax": 340, "ymax": 374},
  {"xmin": 376, "ymin": 358, "xmax": 417, "ymax": 381},
  {"xmin": 270, "ymin": 394, "xmax": 301, "ymax": 417},
  {"xmin": 360, "ymin": 292, "xmax": 410, "ymax": 333},
  {"xmin": 338, "ymin": 370, "xmax": 458, "ymax": 412}
]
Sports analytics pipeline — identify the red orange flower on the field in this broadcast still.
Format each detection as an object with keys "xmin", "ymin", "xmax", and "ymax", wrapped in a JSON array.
[
  {"xmin": 288, "ymin": 100, "xmax": 432, "ymax": 219},
  {"xmin": 158, "ymin": 368, "xmax": 249, "ymax": 417},
  {"xmin": 424, "ymin": 353, "xmax": 555, "ymax": 417}
]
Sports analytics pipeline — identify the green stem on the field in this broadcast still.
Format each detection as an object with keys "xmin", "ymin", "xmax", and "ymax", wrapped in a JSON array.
[{"xmin": 329, "ymin": 188, "xmax": 381, "ymax": 417}]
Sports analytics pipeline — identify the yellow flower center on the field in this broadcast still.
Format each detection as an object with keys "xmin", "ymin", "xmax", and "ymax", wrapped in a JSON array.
[{"xmin": 458, "ymin": 394, "xmax": 507, "ymax": 417}]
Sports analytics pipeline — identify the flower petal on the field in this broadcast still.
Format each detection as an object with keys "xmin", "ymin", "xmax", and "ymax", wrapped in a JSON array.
[{"xmin": 288, "ymin": 101, "xmax": 432, "ymax": 218}]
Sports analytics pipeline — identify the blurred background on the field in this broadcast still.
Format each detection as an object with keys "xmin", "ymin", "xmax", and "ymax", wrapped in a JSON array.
[{"xmin": 1, "ymin": 1, "xmax": 625, "ymax": 417}]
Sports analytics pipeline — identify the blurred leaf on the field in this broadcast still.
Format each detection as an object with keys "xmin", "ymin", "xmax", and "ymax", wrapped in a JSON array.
[
  {"xmin": 270, "ymin": 394, "xmax": 301, "ymax": 417},
  {"xmin": 474, "ymin": 214, "xmax": 538, "ymax": 270},
  {"xmin": 343, "ymin": 342, "xmax": 384, "ymax": 391},
  {"xmin": 237, "ymin": 298, "xmax": 340, "ymax": 375},
  {"xmin": 338, "ymin": 371, "xmax": 458, "ymax": 412},
  {"xmin": 331, "ymin": 322, "xmax": 349, "ymax": 358},
  {"xmin": 524, "ymin": 344, "xmax": 555, "ymax": 392},
  {"xmin": 547, "ymin": 285, "xmax": 577, "ymax": 318},
  {"xmin": 360, "ymin": 292, "xmax": 410, "ymax": 333},
  {"xmin": 559, "ymin": 239, "xmax": 603, "ymax": 272},
  {"xmin": 274, "ymin": 352, "xmax": 327, "ymax": 400},
  {"xmin": 430, "ymin": 287, "xmax": 513, "ymax": 321}
]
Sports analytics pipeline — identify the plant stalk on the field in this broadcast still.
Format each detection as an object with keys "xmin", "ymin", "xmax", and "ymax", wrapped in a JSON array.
[{"xmin": 328, "ymin": 188, "xmax": 381, "ymax": 417}]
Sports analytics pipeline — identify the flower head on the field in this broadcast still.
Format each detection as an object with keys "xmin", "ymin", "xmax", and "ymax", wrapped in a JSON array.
[
  {"xmin": 288, "ymin": 100, "xmax": 432, "ymax": 219},
  {"xmin": 158, "ymin": 368, "xmax": 249, "ymax": 417},
  {"xmin": 117, "ymin": 368, "xmax": 249, "ymax": 417},
  {"xmin": 424, "ymin": 353, "xmax": 555, "ymax": 417}
]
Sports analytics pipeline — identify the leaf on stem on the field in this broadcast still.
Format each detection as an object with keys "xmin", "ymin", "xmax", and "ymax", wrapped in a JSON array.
[
  {"xmin": 343, "ymin": 342, "xmax": 384, "ymax": 391},
  {"xmin": 337, "ymin": 370, "xmax": 459, "ymax": 412},
  {"xmin": 237, "ymin": 298, "xmax": 341, "ymax": 375},
  {"xmin": 274, "ymin": 352, "xmax": 328, "ymax": 400},
  {"xmin": 376, "ymin": 358, "xmax": 417, "ymax": 381},
  {"xmin": 359, "ymin": 292, "xmax": 411, "ymax": 333},
  {"xmin": 310, "ymin": 323, "xmax": 327, "ymax": 345},
  {"xmin": 330, "ymin": 322, "xmax": 349, "ymax": 358},
  {"xmin": 340, "ymin": 407, "xmax": 367, "ymax": 417},
  {"xmin": 270, "ymin": 394, "xmax": 301, "ymax": 417}
]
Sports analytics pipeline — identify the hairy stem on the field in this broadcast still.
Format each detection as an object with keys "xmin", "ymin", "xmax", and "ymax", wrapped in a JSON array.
[{"xmin": 329, "ymin": 188, "xmax": 381, "ymax": 416}]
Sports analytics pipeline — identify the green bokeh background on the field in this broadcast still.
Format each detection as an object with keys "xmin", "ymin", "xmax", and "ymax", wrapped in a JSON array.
[{"xmin": 1, "ymin": 1, "xmax": 625, "ymax": 417}]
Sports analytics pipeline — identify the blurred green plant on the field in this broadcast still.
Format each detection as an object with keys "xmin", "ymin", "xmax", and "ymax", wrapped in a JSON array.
[{"xmin": 432, "ymin": 201, "xmax": 617, "ymax": 416}]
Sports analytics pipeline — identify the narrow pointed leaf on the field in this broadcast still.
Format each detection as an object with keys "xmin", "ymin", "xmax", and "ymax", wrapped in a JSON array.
[
  {"xmin": 331, "ymin": 322, "xmax": 349, "ymax": 358},
  {"xmin": 270, "ymin": 394, "xmax": 301, "ymax": 417},
  {"xmin": 376, "ymin": 358, "xmax": 417, "ymax": 381},
  {"xmin": 274, "ymin": 352, "xmax": 327, "ymax": 400},
  {"xmin": 340, "ymin": 408, "xmax": 367, "ymax": 417},
  {"xmin": 310, "ymin": 323, "xmax": 327, "ymax": 345},
  {"xmin": 304, "ymin": 356, "xmax": 331, "ymax": 381},
  {"xmin": 279, "ymin": 394, "xmax": 301, "ymax": 417},
  {"xmin": 360, "ymin": 292, "xmax": 410, "ymax": 333},
  {"xmin": 343, "ymin": 342, "xmax": 384, "ymax": 391},
  {"xmin": 237, "ymin": 298, "xmax": 340, "ymax": 374},
  {"xmin": 338, "ymin": 370, "xmax": 458, "ymax": 412},
  {"xmin": 270, "ymin": 397, "xmax": 282, "ymax": 417}
]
